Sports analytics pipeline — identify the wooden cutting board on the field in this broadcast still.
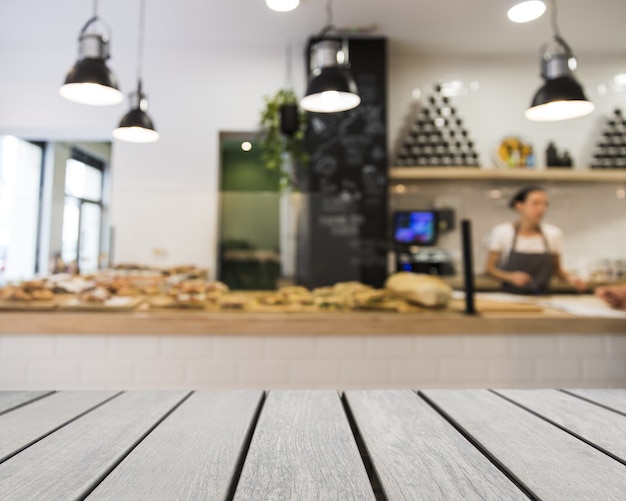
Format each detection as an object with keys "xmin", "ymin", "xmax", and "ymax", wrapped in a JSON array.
[
  {"xmin": 57, "ymin": 296, "xmax": 145, "ymax": 312},
  {"xmin": 0, "ymin": 300, "xmax": 58, "ymax": 311},
  {"xmin": 448, "ymin": 298, "xmax": 543, "ymax": 313}
]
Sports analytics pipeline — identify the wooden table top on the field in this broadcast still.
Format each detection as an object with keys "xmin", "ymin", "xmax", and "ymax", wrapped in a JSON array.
[{"xmin": 1, "ymin": 389, "xmax": 625, "ymax": 500}]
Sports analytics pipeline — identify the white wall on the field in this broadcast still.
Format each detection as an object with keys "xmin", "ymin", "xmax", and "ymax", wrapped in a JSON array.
[{"xmin": 0, "ymin": 41, "xmax": 625, "ymax": 277}]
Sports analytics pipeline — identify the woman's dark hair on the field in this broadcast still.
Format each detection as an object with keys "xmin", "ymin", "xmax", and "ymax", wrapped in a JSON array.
[{"xmin": 509, "ymin": 185, "xmax": 545, "ymax": 209}]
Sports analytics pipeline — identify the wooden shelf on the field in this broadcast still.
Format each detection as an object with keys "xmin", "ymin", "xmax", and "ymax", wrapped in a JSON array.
[{"xmin": 389, "ymin": 167, "xmax": 626, "ymax": 183}]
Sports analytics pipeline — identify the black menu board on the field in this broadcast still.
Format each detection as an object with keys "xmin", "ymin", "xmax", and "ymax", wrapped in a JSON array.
[{"xmin": 297, "ymin": 37, "xmax": 388, "ymax": 288}]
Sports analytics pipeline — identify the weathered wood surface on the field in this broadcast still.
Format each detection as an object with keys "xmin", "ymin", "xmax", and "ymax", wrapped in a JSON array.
[
  {"xmin": 0, "ymin": 391, "xmax": 53, "ymax": 414},
  {"xmin": 234, "ymin": 390, "xmax": 375, "ymax": 501},
  {"xmin": 495, "ymin": 389, "xmax": 626, "ymax": 462},
  {"xmin": 563, "ymin": 388, "xmax": 626, "ymax": 415},
  {"xmin": 0, "ymin": 391, "xmax": 119, "ymax": 462},
  {"xmin": 422, "ymin": 389, "xmax": 626, "ymax": 500},
  {"xmin": 344, "ymin": 390, "xmax": 527, "ymax": 500},
  {"xmin": 88, "ymin": 391, "xmax": 263, "ymax": 501},
  {"xmin": 0, "ymin": 391, "xmax": 188, "ymax": 501}
]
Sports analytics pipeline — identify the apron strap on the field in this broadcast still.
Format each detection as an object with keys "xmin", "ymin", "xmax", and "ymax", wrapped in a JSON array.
[{"xmin": 512, "ymin": 223, "xmax": 551, "ymax": 253}]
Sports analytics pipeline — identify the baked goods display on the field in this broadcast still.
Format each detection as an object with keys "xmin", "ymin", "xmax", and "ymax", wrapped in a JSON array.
[{"xmin": 0, "ymin": 269, "xmax": 455, "ymax": 313}]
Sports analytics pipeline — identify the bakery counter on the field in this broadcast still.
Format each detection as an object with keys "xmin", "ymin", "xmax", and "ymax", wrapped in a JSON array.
[
  {"xmin": 1, "ymin": 294, "xmax": 624, "ymax": 391},
  {"xmin": 442, "ymin": 275, "xmax": 622, "ymax": 293}
]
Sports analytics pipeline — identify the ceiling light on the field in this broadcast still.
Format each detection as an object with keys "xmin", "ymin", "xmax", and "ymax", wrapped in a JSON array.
[
  {"xmin": 301, "ymin": 39, "xmax": 360, "ymax": 113},
  {"xmin": 266, "ymin": 0, "xmax": 300, "ymax": 12},
  {"xmin": 59, "ymin": 0, "xmax": 123, "ymax": 106},
  {"xmin": 241, "ymin": 141, "xmax": 253, "ymax": 151},
  {"xmin": 300, "ymin": 0, "xmax": 360, "ymax": 113},
  {"xmin": 526, "ymin": 0, "xmax": 593, "ymax": 121},
  {"xmin": 113, "ymin": 0, "xmax": 159, "ymax": 143},
  {"xmin": 507, "ymin": 1, "xmax": 546, "ymax": 23}
]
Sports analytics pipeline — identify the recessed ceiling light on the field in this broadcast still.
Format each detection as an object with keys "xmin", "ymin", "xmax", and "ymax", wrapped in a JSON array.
[{"xmin": 507, "ymin": 1, "xmax": 546, "ymax": 23}]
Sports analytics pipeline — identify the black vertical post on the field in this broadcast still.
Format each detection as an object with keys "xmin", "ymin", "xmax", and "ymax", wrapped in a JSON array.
[{"xmin": 461, "ymin": 219, "xmax": 477, "ymax": 315}]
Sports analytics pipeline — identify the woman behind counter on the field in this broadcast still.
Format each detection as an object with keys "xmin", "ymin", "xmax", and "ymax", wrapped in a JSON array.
[{"xmin": 486, "ymin": 186, "xmax": 585, "ymax": 294}]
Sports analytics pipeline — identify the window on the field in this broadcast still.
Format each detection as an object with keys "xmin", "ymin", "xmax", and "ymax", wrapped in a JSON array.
[
  {"xmin": 0, "ymin": 136, "xmax": 44, "ymax": 282},
  {"xmin": 61, "ymin": 151, "xmax": 104, "ymax": 274}
]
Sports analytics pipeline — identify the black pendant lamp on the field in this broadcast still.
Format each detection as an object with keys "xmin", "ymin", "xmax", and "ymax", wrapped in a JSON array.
[
  {"xmin": 60, "ymin": 0, "xmax": 123, "ymax": 106},
  {"xmin": 525, "ymin": 0, "xmax": 594, "ymax": 121},
  {"xmin": 113, "ymin": 0, "xmax": 159, "ymax": 143},
  {"xmin": 300, "ymin": 0, "xmax": 360, "ymax": 113}
]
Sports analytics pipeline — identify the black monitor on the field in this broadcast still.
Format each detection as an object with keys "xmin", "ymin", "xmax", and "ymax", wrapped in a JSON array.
[{"xmin": 392, "ymin": 210, "xmax": 438, "ymax": 246}]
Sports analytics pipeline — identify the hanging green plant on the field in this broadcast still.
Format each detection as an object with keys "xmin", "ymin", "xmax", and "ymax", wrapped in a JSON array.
[{"xmin": 259, "ymin": 89, "xmax": 309, "ymax": 188}]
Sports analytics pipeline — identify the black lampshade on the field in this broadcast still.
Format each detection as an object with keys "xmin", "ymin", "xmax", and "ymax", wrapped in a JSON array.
[
  {"xmin": 113, "ymin": 87, "xmax": 159, "ymax": 143},
  {"xmin": 300, "ymin": 39, "xmax": 360, "ymax": 113},
  {"xmin": 60, "ymin": 27, "xmax": 123, "ymax": 106}
]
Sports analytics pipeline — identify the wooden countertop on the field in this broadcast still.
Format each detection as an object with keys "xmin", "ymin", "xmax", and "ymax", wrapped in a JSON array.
[
  {"xmin": 0, "ymin": 296, "xmax": 624, "ymax": 335},
  {"xmin": 2, "ymin": 389, "xmax": 626, "ymax": 499}
]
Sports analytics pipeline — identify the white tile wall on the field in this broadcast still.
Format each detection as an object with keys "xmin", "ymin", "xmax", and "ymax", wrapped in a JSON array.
[{"xmin": 1, "ymin": 333, "xmax": 624, "ymax": 390}]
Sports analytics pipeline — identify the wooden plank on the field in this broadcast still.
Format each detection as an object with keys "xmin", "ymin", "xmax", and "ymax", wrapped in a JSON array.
[
  {"xmin": 563, "ymin": 389, "xmax": 626, "ymax": 415},
  {"xmin": 0, "ymin": 390, "xmax": 188, "ymax": 501},
  {"xmin": 0, "ymin": 391, "xmax": 53, "ymax": 414},
  {"xmin": 345, "ymin": 390, "xmax": 527, "ymax": 500},
  {"xmin": 234, "ymin": 390, "xmax": 375, "ymax": 500},
  {"xmin": 422, "ymin": 389, "xmax": 626, "ymax": 500},
  {"xmin": 495, "ymin": 389, "xmax": 626, "ymax": 462},
  {"xmin": 88, "ymin": 391, "xmax": 263, "ymax": 500},
  {"xmin": 0, "ymin": 391, "xmax": 119, "ymax": 462}
]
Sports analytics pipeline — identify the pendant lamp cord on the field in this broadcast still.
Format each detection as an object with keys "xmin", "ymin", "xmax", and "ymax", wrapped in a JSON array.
[
  {"xmin": 325, "ymin": 0, "xmax": 333, "ymax": 28},
  {"xmin": 93, "ymin": 0, "xmax": 99, "ymax": 17},
  {"xmin": 550, "ymin": 0, "xmax": 561, "ymax": 38},
  {"xmin": 136, "ymin": 0, "xmax": 146, "ymax": 90},
  {"xmin": 286, "ymin": 42, "xmax": 293, "ymax": 90}
]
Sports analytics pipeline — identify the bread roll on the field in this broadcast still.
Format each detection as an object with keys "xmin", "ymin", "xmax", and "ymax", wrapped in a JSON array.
[{"xmin": 385, "ymin": 272, "xmax": 452, "ymax": 308}]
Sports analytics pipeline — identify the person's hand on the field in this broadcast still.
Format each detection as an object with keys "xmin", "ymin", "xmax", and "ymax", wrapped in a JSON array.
[
  {"xmin": 568, "ymin": 275, "xmax": 587, "ymax": 292},
  {"xmin": 508, "ymin": 271, "xmax": 532, "ymax": 287},
  {"xmin": 595, "ymin": 285, "xmax": 626, "ymax": 310}
]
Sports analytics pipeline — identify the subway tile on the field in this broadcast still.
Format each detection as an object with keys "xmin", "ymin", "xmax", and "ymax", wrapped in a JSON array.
[
  {"xmin": 187, "ymin": 361, "xmax": 238, "ymax": 387},
  {"xmin": 56, "ymin": 335, "xmax": 109, "ymax": 358},
  {"xmin": 314, "ymin": 336, "xmax": 365, "ymax": 358},
  {"xmin": 487, "ymin": 358, "xmax": 536, "ymax": 385},
  {"xmin": 441, "ymin": 359, "xmax": 489, "ymax": 383},
  {"xmin": 606, "ymin": 335, "xmax": 626, "ymax": 357},
  {"xmin": 340, "ymin": 360, "xmax": 389, "ymax": 385},
  {"xmin": 81, "ymin": 360, "xmax": 133, "ymax": 388},
  {"xmin": 2, "ymin": 335, "xmax": 55, "ymax": 359},
  {"xmin": 237, "ymin": 361, "xmax": 290, "ymax": 387},
  {"xmin": 536, "ymin": 358, "xmax": 583, "ymax": 384},
  {"xmin": 213, "ymin": 336, "xmax": 264, "ymax": 358},
  {"xmin": 557, "ymin": 335, "xmax": 605, "ymax": 357},
  {"xmin": 0, "ymin": 360, "xmax": 28, "ymax": 389},
  {"xmin": 390, "ymin": 359, "xmax": 440, "ymax": 384},
  {"xmin": 512, "ymin": 336, "xmax": 558, "ymax": 357},
  {"xmin": 415, "ymin": 336, "xmax": 464, "ymax": 357},
  {"xmin": 265, "ymin": 337, "xmax": 315, "ymax": 359},
  {"xmin": 365, "ymin": 336, "xmax": 415, "ymax": 358},
  {"xmin": 161, "ymin": 336, "xmax": 212, "ymax": 359},
  {"xmin": 133, "ymin": 361, "xmax": 187, "ymax": 387},
  {"xmin": 289, "ymin": 360, "xmax": 340, "ymax": 385},
  {"xmin": 465, "ymin": 336, "xmax": 513, "ymax": 356},
  {"xmin": 582, "ymin": 359, "xmax": 626, "ymax": 385},
  {"xmin": 27, "ymin": 360, "xmax": 81, "ymax": 388},
  {"xmin": 109, "ymin": 336, "xmax": 161, "ymax": 358}
]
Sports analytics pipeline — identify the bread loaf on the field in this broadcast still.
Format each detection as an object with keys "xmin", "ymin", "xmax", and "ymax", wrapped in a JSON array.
[{"xmin": 384, "ymin": 272, "xmax": 452, "ymax": 308}]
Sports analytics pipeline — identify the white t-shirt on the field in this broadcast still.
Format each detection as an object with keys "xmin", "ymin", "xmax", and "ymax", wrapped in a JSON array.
[{"xmin": 489, "ymin": 222, "xmax": 563, "ymax": 266}]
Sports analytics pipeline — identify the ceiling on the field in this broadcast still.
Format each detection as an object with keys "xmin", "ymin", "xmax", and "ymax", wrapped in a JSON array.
[{"xmin": 1, "ymin": 0, "xmax": 625, "ymax": 57}]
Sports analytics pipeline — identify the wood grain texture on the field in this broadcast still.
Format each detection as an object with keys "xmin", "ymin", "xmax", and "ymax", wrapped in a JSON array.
[
  {"xmin": 88, "ymin": 391, "xmax": 263, "ymax": 501},
  {"xmin": 563, "ymin": 389, "xmax": 626, "ymax": 414},
  {"xmin": 0, "ymin": 391, "xmax": 53, "ymax": 414},
  {"xmin": 495, "ymin": 389, "xmax": 626, "ymax": 462},
  {"xmin": 344, "ymin": 390, "xmax": 526, "ymax": 500},
  {"xmin": 0, "ymin": 391, "xmax": 188, "ymax": 501},
  {"xmin": 0, "ymin": 391, "xmax": 119, "ymax": 462},
  {"xmin": 422, "ymin": 389, "xmax": 626, "ymax": 500},
  {"xmin": 1, "ymin": 310, "xmax": 624, "ymax": 335},
  {"xmin": 234, "ymin": 390, "xmax": 375, "ymax": 501}
]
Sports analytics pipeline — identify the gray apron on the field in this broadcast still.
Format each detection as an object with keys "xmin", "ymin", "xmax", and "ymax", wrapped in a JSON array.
[{"xmin": 501, "ymin": 225, "xmax": 555, "ymax": 295}]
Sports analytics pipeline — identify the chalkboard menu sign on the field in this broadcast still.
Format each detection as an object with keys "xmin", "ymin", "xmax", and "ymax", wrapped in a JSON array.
[{"xmin": 297, "ymin": 37, "xmax": 388, "ymax": 288}]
